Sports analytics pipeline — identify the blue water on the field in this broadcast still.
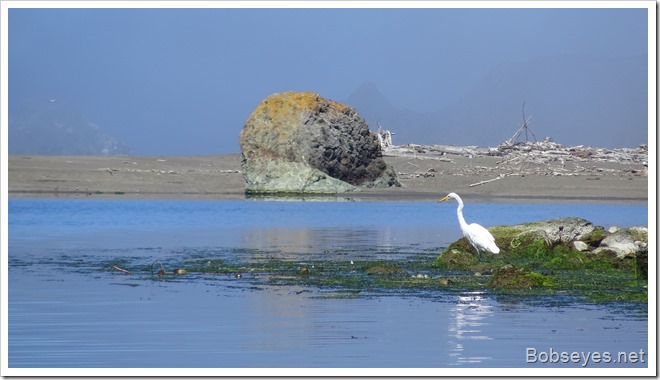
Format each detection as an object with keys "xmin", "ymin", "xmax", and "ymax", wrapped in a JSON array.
[{"xmin": 7, "ymin": 199, "xmax": 649, "ymax": 370}]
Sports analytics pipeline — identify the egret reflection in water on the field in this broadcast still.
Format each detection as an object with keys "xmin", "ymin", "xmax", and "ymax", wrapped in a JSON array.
[{"xmin": 448, "ymin": 292, "xmax": 495, "ymax": 365}]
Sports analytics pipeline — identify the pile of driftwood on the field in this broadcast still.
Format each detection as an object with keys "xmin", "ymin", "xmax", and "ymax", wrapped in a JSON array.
[
  {"xmin": 378, "ymin": 99, "xmax": 647, "ymax": 185},
  {"xmin": 496, "ymin": 139, "xmax": 648, "ymax": 165},
  {"xmin": 382, "ymin": 137, "xmax": 648, "ymax": 185},
  {"xmin": 385, "ymin": 139, "xmax": 647, "ymax": 164},
  {"xmin": 383, "ymin": 143, "xmax": 492, "ymax": 159}
]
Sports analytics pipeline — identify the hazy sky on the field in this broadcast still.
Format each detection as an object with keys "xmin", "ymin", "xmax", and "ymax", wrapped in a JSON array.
[{"xmin": 7, "ymin": 4, "xmax": 651, "ymax": 155}]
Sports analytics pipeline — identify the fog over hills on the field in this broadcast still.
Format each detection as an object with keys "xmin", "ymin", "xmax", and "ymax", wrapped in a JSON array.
[
  {"xmin": 346, "ymin": 55, "xmax": 647, "ymax": 149},
  {"xmin": 8, "ymin": 55, "xmax": 646, "ymax": 155},
  {"xmin": 9, "ymin": 99, "xmax": 130, "ymax": 155}
]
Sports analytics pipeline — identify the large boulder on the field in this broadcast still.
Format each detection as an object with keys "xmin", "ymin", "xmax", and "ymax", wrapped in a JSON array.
[{"xmin": 239, "ymin": 91, "xmax": 400, "ymax": 194}]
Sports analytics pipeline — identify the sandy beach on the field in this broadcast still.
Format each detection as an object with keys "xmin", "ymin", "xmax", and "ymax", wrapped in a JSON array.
[{"xmin": 7, "ymin": 150, "xmax": 648, "ymax": 204}]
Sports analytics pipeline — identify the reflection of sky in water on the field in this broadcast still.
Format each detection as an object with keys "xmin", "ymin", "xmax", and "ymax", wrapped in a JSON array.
[{"xmin": 238, "ymin": 226, "xmax": 448, "ymax": 261}]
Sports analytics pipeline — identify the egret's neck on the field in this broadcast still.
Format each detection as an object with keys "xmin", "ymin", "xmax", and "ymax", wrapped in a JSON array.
[{"xmin": 456, "ymin": 200, "xmax": 469, "ymax": 231}]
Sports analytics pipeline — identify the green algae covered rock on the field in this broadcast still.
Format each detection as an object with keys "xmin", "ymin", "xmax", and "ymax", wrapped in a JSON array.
[
  {"xmin": 434, "ymin": 248, "xmax": 479, "ymax": 270},
  {"xmin": 364, "ymin": 262, "xmax": 408, "ymax": 276},
  {"xmin": 437, "ymin": 217, "xmax": 596, "ymax": 260},
  {"xmin": 436, "ymin": 218, "xmax": 648, "ymax": 291},
  {"xmin": 490, "ymin": 265, "xmax": 554, "ymax": 289},
  {"xmin": 489, "ymin": 217, "xmax": 595, "ymax": 254}
]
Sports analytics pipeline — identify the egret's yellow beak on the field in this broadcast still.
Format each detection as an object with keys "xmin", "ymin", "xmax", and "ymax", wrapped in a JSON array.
[{"xmin": 437, "ymin": 195, "xmax": 450, "ymax": 203}]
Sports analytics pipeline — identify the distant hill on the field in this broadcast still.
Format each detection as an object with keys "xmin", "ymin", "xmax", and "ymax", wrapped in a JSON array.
[
  {"xmin": 345, "ymin": 81, "xmax": 438, "ymax": 144},
  {"xmin": 345, "ymin": 55, "xmax": 647, "ymax": 148},
  {"xmin": 9, "ymin": 99, "xmax": 130, "ymax": 155}
]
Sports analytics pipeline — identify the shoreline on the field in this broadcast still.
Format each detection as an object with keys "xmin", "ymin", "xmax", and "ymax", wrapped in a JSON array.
[{"xmin": 7, "ymin": 151, "xmax": 648, "ymax": 204}]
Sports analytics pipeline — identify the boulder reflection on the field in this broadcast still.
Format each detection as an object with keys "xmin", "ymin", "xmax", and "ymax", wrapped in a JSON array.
[{"xmin": 239, "ymin": 226, "xmax": 441, "ymax": 261}]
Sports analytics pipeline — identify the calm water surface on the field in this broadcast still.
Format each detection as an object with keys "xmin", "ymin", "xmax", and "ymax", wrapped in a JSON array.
[{"xmin": 7, "ymin": 199, "xmax": 648, "ymax": 369}]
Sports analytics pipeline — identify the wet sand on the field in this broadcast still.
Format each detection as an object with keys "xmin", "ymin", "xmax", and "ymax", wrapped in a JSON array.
[{"xmin": 8, "ymin": 153, "xmax": 648, "ymax": 203}]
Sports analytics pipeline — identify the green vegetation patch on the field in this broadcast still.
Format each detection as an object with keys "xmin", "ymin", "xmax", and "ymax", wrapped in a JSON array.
[
  {"xmin": 434, "ymin": 248, "xmax": 479, "ymax": 270},
  {"xmin": 490, "ymin": 265, "xmax": 554, "ymax": 289},
  {"xmin": 364, "ymin": 262, "xmax": 408, "ymax": 276},
  {"xmin": 579, "ymin": 227, "xmax": 608, "ymax": 246}
]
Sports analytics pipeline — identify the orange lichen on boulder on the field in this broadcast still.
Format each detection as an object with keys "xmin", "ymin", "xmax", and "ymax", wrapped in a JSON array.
[{"xmin": 239, "ymin": 91, "xmax": 400, "ymax": 194}]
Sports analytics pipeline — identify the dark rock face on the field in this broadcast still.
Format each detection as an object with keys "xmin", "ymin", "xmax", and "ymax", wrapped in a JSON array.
[
  {"xmin": 294, "ymin": 118, "xmax": 389, "ymax": 186},
  {"xmin": 239, "ymin": 91, "xmax": 400, "ymax": 194}
]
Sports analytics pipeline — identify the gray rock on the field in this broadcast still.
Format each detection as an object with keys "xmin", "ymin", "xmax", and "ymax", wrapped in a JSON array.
[
  {"xmin": 513, "ymin": 217, "xmax": 596, "ymax": 245},
  {"xmin": 571, "ymin": 240, "xmax": 589, "ymax": 252},
  {"xmin": 468, "ymin": 217, "xmax": 596, "ymax": 255},
  {"xmin": 596, "ymin": 229, "xmax": 639, "ymax": 258},
  {"xmin": 240, "ymin": 92, "xmax": 400, "ymax": 194},
  {"xmin": 242, "ymin": 160, "xmax": 356, "ymax": 194},
  {"xmin": 629, "ymin": 226, "xmax": 648, "ymax": 242}
]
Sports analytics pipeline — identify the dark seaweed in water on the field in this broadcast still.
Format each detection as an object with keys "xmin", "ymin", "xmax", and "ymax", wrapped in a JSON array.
[{"xmin": 16, "ymin": 242, "xmax": 646, "ymax": 305}]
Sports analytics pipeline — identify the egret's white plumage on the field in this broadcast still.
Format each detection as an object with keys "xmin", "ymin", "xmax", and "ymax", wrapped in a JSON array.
[{"xmin": 438, "ymin": 192, "xmax": 500, "ymax": 256}]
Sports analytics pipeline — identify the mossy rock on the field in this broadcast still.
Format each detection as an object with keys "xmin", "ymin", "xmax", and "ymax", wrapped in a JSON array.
[
  {"xmin": 436, "ymin": 230, "xmax": 552, "ymax": 270},
  {"xmin": 438, "ymin": 236, "xmax": 478, "ymax": 256},
  {"xmin": 628, "ymin": 226, "xmax": 648, "ymax": 243},
  {"xmin": 490, "ymin": 265, "xmax": 554, "ymax": 289},
  {"xmin": 437, "ymin": 218, "xmax": 594, "ymax": 261},
  {"xmin": 542, "ymin": 245, "xmax": 619, "ymax": 271},
  {"xmin": 542, "ymin": 246, "xmax": 592, "ymax": 270},
  {"xmin": 364, "ymin": 263, "xmax": 408, "ymax": 276},
  {"xmin": 489, "ymin": 225, "xmax": 548, "ymax": 252},
  {"xmin": 434, "ymin": 249, "xmax": 478, "ymax": 270},
  {"xmin": 579, "ymin": 226, "xmax": 607, "ymax": 246},
  {"xmin": 490, "ymin": 217, "xmax": 595, "ymax": 249},
  {"xmin": 449, "ymin": 226, "xmax": 552, "ymax": 260}
]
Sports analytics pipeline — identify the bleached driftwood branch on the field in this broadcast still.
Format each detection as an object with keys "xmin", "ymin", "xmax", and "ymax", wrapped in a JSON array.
[{"xmin": 468, "ymin": 173, "xmax": 507, "ymax": 187}]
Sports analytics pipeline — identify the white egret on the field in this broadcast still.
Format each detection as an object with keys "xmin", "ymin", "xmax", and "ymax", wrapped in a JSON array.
[{"xmin": 438, "ymin": 192, "xmax": 500, "ymax": 257}]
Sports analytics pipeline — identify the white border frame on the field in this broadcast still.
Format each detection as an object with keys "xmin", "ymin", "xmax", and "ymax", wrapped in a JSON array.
[{"xmin": 2, "ymin": 1, "xmax": 655, "ymax": 377}]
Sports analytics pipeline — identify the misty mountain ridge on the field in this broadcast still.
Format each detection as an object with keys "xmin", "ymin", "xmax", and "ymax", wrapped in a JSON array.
[
  {"xmin": 9, "ymin": 99, "xmax": 130, "ymax": 155},
  {"xmin": 8, "ymin": 55, "xmax": 646, "ymax": 156},
  {"xmin": 346, "ymin": 55, "xmax": 647, "ymax": 149}
]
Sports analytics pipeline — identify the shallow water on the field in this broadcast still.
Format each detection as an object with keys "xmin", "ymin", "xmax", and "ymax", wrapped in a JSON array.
[{"xmin": 7, "ymin": 199, "xmax": 649, "ymax": 369}]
